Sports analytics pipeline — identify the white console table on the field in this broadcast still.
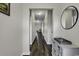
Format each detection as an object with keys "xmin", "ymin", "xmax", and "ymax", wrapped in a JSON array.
[{"xmin": 52, "ymin": 38, "xmax": 79, "ymax": 56}]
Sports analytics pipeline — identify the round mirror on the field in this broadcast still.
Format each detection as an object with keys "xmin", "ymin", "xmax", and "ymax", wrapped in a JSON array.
[{"xmin": 61, "ymin": 6, "xmax": 78, "ymax": 30}]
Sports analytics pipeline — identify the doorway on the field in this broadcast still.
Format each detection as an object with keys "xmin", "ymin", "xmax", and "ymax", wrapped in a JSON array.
[{"xmin": 29, "ymin": 9, "xmax": 53, "ymax": 56}]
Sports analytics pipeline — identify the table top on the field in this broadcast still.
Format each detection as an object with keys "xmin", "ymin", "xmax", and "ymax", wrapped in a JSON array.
[{"xmin": 52, "ymin": 39, "xmax": 79, "ymax": 48}]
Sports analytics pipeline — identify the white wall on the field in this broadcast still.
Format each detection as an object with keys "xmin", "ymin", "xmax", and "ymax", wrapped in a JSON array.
[
  {"xmin": 53, "ymin": 3, "xmax": 79, "ymax": 46},
  {"xmin": 22, "ymin": 3, "xmax": 79, "ymax": 55},
  {"xmin": 0, "ymin": 3, "xmax": 22, "ymax": 56}
]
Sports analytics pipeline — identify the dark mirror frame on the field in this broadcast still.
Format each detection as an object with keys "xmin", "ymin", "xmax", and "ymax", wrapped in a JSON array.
[{"xmin": 60, "ymin": 6, "xmax": 78, "ymax": 30}]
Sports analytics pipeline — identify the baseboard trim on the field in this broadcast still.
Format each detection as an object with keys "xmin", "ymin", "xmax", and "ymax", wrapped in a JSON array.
[{"xmin": 22, "ymin": 55, "xmax": 30, "ymax": 56}]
